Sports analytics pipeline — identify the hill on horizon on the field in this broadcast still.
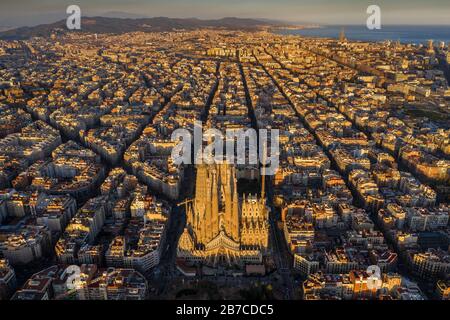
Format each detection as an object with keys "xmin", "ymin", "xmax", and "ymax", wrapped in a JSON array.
[{"xmin": 0, "ymin": 16, "xmax": 292, "ymax": 40}]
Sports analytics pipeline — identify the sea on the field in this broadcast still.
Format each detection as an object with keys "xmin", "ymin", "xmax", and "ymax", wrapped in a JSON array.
[{"xmin": 276, "ymin": 25, "xmax": 450, "ymax": 45}]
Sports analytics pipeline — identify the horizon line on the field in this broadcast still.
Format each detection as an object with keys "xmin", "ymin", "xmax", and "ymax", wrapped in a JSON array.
[{"xmin": 4, "ymin": 15, "xmax": 450, "ymax": 29}]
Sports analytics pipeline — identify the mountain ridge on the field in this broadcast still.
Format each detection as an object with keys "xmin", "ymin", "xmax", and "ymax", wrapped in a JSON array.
[{"xmin": 0, "ymin": 16, "xmax": 291, "ymax": 40}]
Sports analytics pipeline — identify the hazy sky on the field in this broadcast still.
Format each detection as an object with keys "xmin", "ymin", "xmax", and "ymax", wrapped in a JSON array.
[{"xmin": 1, "ymin": 0, "xmax": 450, "ymax": 27}]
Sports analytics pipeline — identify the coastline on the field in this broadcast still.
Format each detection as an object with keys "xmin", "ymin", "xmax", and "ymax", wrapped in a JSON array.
[{"xmin": 273, "ymin": 25, "xmax": 450, "ymax": 44}]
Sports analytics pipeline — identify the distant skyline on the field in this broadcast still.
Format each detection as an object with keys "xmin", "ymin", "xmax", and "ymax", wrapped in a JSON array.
[{"xmin": 1, "ymin": 0, "xmax": 450, "ymax": 27}]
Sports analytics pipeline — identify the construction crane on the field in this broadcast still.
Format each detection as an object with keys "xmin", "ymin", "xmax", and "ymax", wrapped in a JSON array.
[
  {"xmin": 177, "ymin": 198, "xmax": 194, "ymax": 212},
  {"xmin": 177, "ymin": 199, "xmax": 193, "ymax": 207}
]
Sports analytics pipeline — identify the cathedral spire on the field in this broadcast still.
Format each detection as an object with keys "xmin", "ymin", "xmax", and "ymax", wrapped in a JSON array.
[
  {"xmin": 178, "ymin": 162, "xmax": 269, "ymax": 267},
  {"xmin": 261, "ymin": 141, "xmax": 266, "ymax": 202}
]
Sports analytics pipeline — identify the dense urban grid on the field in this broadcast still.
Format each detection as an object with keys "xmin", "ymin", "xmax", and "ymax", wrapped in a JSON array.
[{"xmin": 0, "ymin": 29, "xmax": 449, "ymax": 300}]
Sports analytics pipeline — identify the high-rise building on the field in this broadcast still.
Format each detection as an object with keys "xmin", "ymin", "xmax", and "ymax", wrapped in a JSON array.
[
  {"xmin": 339, "ymin": 27, "xmax": 347, "ymax": 43},
  {"xmin": 177, "ymin": 162, "xmax": 269, "ymax": 267},
  {"xmin": 427, "ymin": 39, "xmax": 435, "ymax": 54}
]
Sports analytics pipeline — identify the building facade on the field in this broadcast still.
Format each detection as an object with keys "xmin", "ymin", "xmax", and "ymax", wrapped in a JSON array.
[{"xmin": 177, "ymin": 163, "xmax": 269, "ymax": 267}]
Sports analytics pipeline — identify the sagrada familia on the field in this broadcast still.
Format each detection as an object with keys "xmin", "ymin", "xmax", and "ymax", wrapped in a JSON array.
[{"xmin": 177, "ymin": 162, "xmax": 270, "ymax": 267}]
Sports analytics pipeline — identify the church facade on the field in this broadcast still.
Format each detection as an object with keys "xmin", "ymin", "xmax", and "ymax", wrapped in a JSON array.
[{"xmin": 177, "ymin": 162, "xmax": 269, "ymax": 267}]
